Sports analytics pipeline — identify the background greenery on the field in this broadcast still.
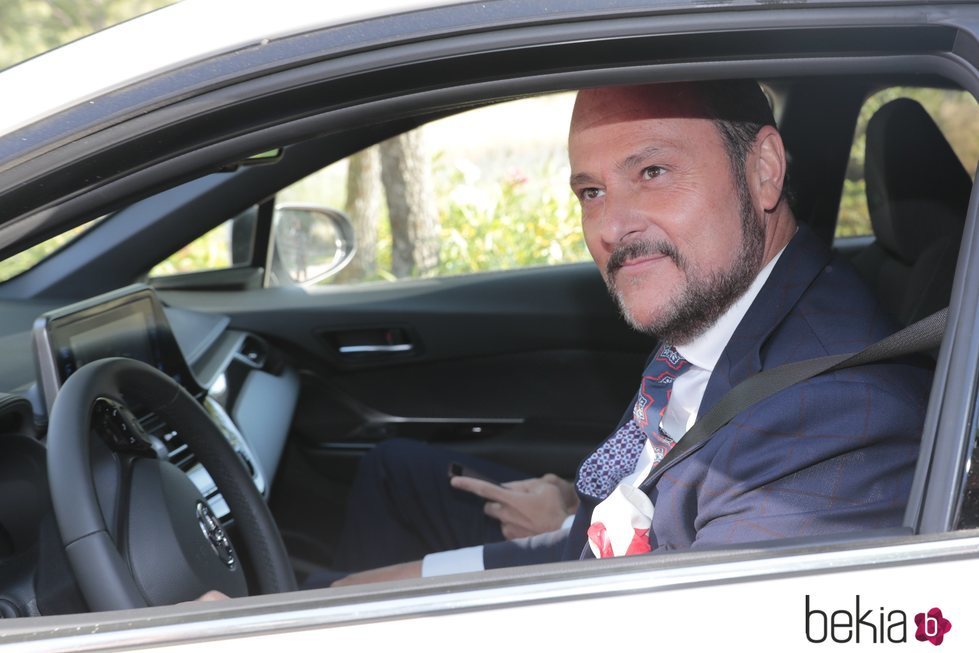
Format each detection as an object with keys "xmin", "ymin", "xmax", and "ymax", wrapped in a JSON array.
[
  {"xmin": 265, "ymin": 93, "xmax": 587, "ymax": 285},
  {"xmin": 0, "ymin": 0, "xmax": 174, "ymax": 69}
]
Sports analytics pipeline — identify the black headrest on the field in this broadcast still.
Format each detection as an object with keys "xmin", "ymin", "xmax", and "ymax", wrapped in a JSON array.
[{"xmin": 865, "ymin": 98, "xmax": 972, "ymax": 264}]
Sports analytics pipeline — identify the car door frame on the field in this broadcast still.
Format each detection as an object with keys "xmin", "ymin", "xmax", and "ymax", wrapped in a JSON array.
[{"xmin": 3, "ymin": 1, "xmax": 979, "ymax": 647}]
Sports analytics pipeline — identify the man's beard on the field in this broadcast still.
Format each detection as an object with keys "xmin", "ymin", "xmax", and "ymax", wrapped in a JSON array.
[{"xmin": 605, "ymin": 190, "xmax": 766, "ymax": 346}]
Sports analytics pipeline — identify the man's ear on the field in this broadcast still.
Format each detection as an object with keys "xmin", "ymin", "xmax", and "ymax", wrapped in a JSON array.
[{"xmin": 750, "ymin": 125, "xmax": 787, "ymax": 213}]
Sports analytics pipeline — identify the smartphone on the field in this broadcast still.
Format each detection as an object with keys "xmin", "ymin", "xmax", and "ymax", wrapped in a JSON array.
[{"xmin": 448, "ymin": 462, "xmax": 503, "ymax": 486}]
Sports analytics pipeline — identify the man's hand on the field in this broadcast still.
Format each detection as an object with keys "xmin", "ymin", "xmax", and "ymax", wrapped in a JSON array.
[
  {"xmin": 450, "ymin": 473, "xmax": 579, "ymax": 540},
  {"xmin": 184, "ymin": 590, "xmax": 229, "ymax": 604},
  {"xmin": 331, "ymin": 560, "xmax": 422, "ymax": 587}
]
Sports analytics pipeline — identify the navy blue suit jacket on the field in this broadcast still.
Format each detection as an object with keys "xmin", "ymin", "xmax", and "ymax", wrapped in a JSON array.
[{"xmin": 484, "ymin": 225, "xmax": 931, "ymax": 568}]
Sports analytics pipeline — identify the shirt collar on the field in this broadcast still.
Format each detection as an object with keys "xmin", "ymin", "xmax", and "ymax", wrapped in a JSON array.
[{"xmin": 675, "ymin": 245, "xmax": 788, "ymax": 373}]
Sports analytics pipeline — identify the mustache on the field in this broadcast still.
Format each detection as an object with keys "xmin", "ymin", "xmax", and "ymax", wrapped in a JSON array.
[{"xmin": 606, "ymin": 239, "xmax": 685, "ymax": 277}]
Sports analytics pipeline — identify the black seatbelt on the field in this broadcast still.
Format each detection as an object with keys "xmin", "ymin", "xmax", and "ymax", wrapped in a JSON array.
[{"xmin": 640, "ymin": 307, "xmax": 948, "ymax": 491}]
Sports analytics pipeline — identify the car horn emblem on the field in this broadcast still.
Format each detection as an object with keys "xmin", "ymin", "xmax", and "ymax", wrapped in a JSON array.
[{"xmin": 196, "ymin": 501, "xmax": 237, "ymax": 569}]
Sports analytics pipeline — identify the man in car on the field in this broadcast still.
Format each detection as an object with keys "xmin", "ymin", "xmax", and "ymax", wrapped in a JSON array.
[{"xmin": 328, "ymin": 79, "xmax": 929, "ymax": 585}]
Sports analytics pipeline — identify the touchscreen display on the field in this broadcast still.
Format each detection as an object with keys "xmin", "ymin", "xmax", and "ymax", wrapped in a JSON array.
[
  {"xmin": 35, "ymin": 287, "xmax": 199, "ymax": 413},
  {"xmin": 69, "ymin": 310, "xmax": 154, "ymax": 369},
  {"xmin": 48, "ymin": 296, "xmax": 167, "ymax": 381}
]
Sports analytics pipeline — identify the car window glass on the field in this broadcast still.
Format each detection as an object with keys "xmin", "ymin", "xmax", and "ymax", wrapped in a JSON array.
[
  {"xmin": 0, "ymin": 218, "xmax": 102, "ymax": 283},
  {"xmin": 273, "ymin": 93, "xmax": 588, "ymax": 285},
  {"xmin": 956, "ymin": 402, "xmax": 979, "ymax": 529},
  {"xmin": 149, "ymin": 208, "xmax": 256, "ymax": 277},
  {"xmin": 837, "ymin": 87, "xmax": 979, "ymax": 238}
]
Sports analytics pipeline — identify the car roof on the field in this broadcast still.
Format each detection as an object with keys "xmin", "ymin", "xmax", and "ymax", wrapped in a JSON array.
[{"xmin": 0, "ymin": 0, "xmax": 459, "ymax": 138}]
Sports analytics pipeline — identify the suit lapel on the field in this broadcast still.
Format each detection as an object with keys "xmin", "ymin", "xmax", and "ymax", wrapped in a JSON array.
[{"xmin": 699, "ymin": 224, "xmax": 832, "ymax": 416}]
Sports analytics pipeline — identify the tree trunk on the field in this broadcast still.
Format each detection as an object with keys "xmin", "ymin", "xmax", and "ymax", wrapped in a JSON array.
[
  {"xmin": 337, "ymin": 147, "xmax": 382, "ymax": 283},
  {"xmin": 380, "ymin": 131, "xmax": 440, "ymax": 278}
]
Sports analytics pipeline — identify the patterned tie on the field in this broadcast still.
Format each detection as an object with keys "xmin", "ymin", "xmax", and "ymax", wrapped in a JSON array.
[{"xmin": 576, "ymin": 343, "xmax": 691, "ymax": 558}]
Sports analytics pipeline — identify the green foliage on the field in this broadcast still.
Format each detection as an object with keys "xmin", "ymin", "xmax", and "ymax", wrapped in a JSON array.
[
  {"xmin": 149, "ymin": 222, "xmax": 232, "ymax": 277},
  {"xmin": 837, "ymin": 178, "xmax": 871, "ymax": 238},
  {"xmin": 0, "ymin": 222, "xmax": 97, "ymax": 283},
  {"xmin": 434, "ymin": 160, "xmax": 587, "ymax": 277},
  {"xmin": 295, "ymin": 147, "xmax": 587, "ymax": 285},
  {"xmin": 0, "ymin": 0, "xmax": 175, "ymax": 70},
  {"xmin": 315, "ymin": 153, "xmax": 587, "ymax": 284}
]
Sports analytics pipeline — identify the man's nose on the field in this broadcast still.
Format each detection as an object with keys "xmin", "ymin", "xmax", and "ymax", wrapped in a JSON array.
[{"xmin": 599, "ymin": 193, "xmax": 651, "ymax": 249}]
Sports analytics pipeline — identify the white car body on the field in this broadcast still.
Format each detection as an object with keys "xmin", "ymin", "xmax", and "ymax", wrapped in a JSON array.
[{"xmin": 0, "ymin": 1, "xmax": 977, "ymax": 650}]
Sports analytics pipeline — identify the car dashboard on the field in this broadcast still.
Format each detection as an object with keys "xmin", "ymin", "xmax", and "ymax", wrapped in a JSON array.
[{"xmin": 0, "ymin": 285, "xmax": 298, "ymax": 617}]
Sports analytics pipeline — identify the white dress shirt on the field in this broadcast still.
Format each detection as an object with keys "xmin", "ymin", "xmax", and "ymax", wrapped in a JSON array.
[{"xmin": 422, "ymin": 247, "xmax": 786, "ymax": 576}]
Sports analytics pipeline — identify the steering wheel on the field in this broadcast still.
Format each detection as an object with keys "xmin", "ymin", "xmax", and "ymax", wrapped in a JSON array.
[{"xmin": 46, "ymin": 357, "xmax": 296, "ymax": 611}]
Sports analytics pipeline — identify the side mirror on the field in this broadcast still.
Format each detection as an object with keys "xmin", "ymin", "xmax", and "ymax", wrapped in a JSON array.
[{"xmin": 269, "ymin": 204, "xmax": 356, "ymax": 286}]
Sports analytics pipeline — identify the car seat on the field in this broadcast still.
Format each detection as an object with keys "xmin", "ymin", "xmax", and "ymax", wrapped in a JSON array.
[{"xmin": 851, "ymin": 97, "xmax": 973, "ymax": 326}]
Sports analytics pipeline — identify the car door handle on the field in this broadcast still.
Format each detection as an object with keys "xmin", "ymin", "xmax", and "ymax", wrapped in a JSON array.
[
  {"xmin": 321, "ymin": 326, "xmax": 418, "ymax": 360},
  {"xmin": 338, "ymin": 343, "xmax": 414, "ymax": 354}
]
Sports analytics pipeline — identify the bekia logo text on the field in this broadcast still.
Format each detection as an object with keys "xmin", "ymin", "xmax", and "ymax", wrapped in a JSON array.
[{"xmin": 805, "ymin": 596, "xmax": 952, "ymax": 645}]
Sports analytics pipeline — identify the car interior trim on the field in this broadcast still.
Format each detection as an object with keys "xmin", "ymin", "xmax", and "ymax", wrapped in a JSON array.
[{"xmin": 918, "ymin": 163, "xmax": 979, "ymax": 532}]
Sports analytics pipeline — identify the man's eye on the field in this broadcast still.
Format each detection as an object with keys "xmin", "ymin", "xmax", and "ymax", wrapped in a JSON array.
[
  {"xmin": 642, "ymin": 166, "xmax": 665, "ymax": 180},
  {"xmin": 579, "ymin": 188, "xmax": 604, "ymax": 201}
]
